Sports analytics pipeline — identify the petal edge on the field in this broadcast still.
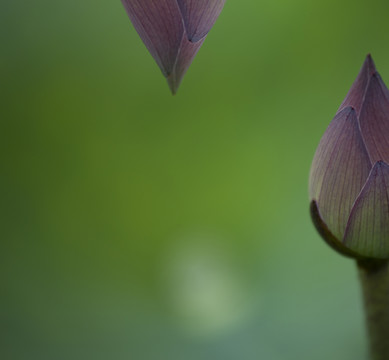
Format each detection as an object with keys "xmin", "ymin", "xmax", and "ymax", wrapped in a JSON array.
[
  {"xmin": 358, "ymin": 72, "xmax": 389, "ymax": 164},
  {"xmin": 309, "ymin": 107, "xmax": 372, "ymax": 240},
  {"xmin": 343, "ymin": 161, "xmax": 389, "ymax": 259},
  {"xmin": 310, "ymin": 200, "xmax": 366, "ymax": 259},
  {"xmin": 121, "ymin": 0, "xmax": 184, "ymax": 76},
  {"xmin": 338, "ymin": 54, "xmax": 376, "ymax": 116},
  {"xmin": 176, "ymin": 0, "xmax": 226, "ymax": 42}
]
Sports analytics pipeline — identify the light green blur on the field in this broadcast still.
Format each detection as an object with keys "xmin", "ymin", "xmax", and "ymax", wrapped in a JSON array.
[{"xmin": 2, "ymin": 0, "xmax": 389, "ymax": 359}]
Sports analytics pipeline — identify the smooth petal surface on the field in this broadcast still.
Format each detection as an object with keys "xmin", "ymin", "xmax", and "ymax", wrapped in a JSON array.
[
  {"xmin": 358, "ymin": 73, "xmax": 389, "ymax": 164},
  {"xmin": 310, "ymin": 200, "xmax": 366, "ymax": 259},
  {"xmin": 121, "ymin": 0, "xmax": 184, "ymax": 76},
  {"xmin": 343, "ymin": 161, "xmax": 389, "ymax": 258},
  {"xmin": 309, "ymin": 107, "xmax": 372, "ymax": 240},
  {"xmin": 177, "ymin": 0, "xmax": 226, "ymax": 42},
  {"xmin": 167, "ymin": 35, "xmax": 205, "ymax": 94},
  {"xmin": 338, "ymin": 54, "xmax": 376, "ymax": 116}
]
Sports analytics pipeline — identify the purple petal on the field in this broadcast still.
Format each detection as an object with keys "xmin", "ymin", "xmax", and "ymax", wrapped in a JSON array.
[
  {"xmin": 309, "ymin": 107, "xmax": 372, "ymax": 240},
  {"xmin": 176, "ymin": 0, "xmax": 226, "ymax": 42},
  {"xmin": 358, "ymin": 72, "xmax": 389, "ymax": 164},
  {"xmin": 121, "ymin": 0, "xmax": 184, "ymax": 76},
  {"xmin": 343, "ymin": 161, "xmax": 389, "ymax": 258},
  {"xmin": 167, "ymin": 35, "xmax": 205, "ymax": 94},
  {"xmin": 310, "ymin": 200, "xmax": 366, "ymax": 259},
  {"xmin": 338, "ymin": 54, "xmax": 376, "ymax": 116}
]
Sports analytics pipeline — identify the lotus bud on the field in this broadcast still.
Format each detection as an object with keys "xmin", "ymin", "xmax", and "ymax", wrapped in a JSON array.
[
  {"xmin": 309, "ymin": 55, "xmax": 389, "ymax": 260},
  {"xmin": 121, "ymin": 0, "xmax": 226, "ymax": 94}
]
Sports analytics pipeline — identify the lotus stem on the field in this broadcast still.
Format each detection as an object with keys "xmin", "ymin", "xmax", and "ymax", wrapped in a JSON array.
[{"xmin": 357, "ymin": 259, "xmax": 389, "ymax": 360}]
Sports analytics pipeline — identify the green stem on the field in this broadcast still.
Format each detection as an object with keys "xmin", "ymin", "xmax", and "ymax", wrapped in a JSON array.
[{"xmin": 357, "ymin": 259, "xmax": 389, "ymax": 360}]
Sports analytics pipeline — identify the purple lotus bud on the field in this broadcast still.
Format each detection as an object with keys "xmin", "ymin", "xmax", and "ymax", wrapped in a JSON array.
[
  {"xmin": 309, "ymin": 55, "xmax": 389, "ymax": 259},
  {"xmin": 121, "ymin": 0, "xmax": 226, "ymax": 94}
]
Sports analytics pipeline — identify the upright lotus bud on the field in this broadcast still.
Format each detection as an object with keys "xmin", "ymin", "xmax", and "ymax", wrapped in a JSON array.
[
  {"xmin": 309, "ymin": 55, "xmax": 389, "ymax": 260},
  {"xmin": 121, "ymin": 0, "xmax": 226, "ymax": 94}
]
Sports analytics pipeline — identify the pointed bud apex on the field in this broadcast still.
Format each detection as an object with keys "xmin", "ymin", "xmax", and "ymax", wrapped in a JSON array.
[
  {"xmin": 309, "ymin": 55, "xmax": 389, "ymax": 259},
  {"xmin": 121, "ymin": 0, "xmax": 225, "ymax": 94}
]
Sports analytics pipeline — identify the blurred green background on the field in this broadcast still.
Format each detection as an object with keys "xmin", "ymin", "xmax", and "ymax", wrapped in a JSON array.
[{"xmin": 2, "ymin": 0, "xmax": 389, "ymax": 359}]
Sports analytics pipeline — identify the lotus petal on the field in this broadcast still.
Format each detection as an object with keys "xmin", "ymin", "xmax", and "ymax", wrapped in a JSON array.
[
  {"xmin": 358, "ymin": 73, "xmax": 389, "ymax": 164},
  {"xmin": 338, "ymin": 54, "xmax": 376, "ymax": 116},
  {"xmin": 121, "ymin": 0, "xmax": 225, "ymax": 93},
  {"xmin": 177, "ymin": 0, "xmax": 226, "ymax": 42},
  {"xmin": 343, "ymin": 161, "xmax": 389, "ymax": 258},
  {"xmin": 121, "ymin": 0, "xmax": 184, "ymax": 77},
  {"xmin": 310, "ymin": 200, "xmax": 365, "ymax": 258},
  {"xmin": 309, "ymin": 107, "xmax": 372, "ymax": 240},
  {"xmin": 167, "ymin": 35, "xmax": 205, "ymax": 94}
]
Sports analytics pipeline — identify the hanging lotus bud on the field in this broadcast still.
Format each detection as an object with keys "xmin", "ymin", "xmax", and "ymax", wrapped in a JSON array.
[{"xmin": 121, "ymin": 0, "xmax": 226, "ymax": 94}]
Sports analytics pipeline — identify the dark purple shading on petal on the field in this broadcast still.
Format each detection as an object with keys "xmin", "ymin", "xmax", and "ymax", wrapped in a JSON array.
[
  {"xmin": 167, "ymin": 35, "xmax": 205, "ymax": 94},
  {"xmin": 309, "ymin": 107, "xmax": 372, "ymax": 240},
  {"xmin": 358, "ymin": 72, "xmax": 389, "ymax": 164},
  {"xmin": 121, "ymin": 0, "xmax": 183, "ymax": 76},
  {"xmin": 343, "ymin": 161, "xmax": 389, "ymax": 258},
  {"xmin": 176, "ymin": 0, "xmax": 226, "ymax": 42},
  {"xmin": 310, "ymin": 200, "xmax": 367, "ymax": 259},
  {"xmin": 338, "ymin": 54, "xmax": 376, "ymax": 116}
]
